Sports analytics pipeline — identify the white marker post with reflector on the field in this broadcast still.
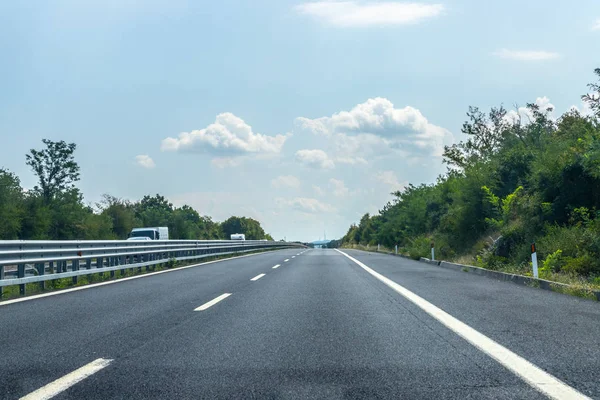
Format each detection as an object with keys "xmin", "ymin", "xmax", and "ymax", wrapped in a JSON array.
[
  {"xmin": 531, "ymin": 243, "xmax": 539, "ymax": 278},
  {"xmin": 431, "ymin": 241, "xmax": 435, "ymax": 261}
]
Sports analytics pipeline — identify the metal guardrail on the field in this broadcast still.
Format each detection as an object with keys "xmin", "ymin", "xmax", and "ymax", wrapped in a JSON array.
[{"xmin": 0, "ymin": 240, "xmax": 302, "ymax": 296}]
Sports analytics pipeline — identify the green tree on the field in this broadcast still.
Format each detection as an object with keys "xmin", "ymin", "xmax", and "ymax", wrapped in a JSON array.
[
  {"xmin": 0, "ymin": 169, "xmax": 24, "ymax": 239},
  {"xmin": 221, "ymin": 216, "xmax": 267, "ymax": 240},
  {"xmin": 582, "ymin": 68, "xmax": 600, "ymax": 117},
  {"xmin": 135, "ymin": 194, "xmax": 173, "ymax": 227},
  {"xmin": 98, "ymin": 195, "xmax": 137, "ymax": 239},
  {"xmin": 25, "ymin": 139, "xmax": 80, "ymax": 204}
]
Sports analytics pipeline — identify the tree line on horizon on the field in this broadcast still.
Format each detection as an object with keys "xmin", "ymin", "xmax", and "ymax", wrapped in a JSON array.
[
  {"xmin": 342, "ymin": 68, "xmax": 600, "ymax": 280},
  {"xmin": 0, "ymin": 140, "xmax": 274, "ymax": 241}
]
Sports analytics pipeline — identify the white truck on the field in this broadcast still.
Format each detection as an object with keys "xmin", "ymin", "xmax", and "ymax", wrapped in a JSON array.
[
  {"xmin": 128, "ymin": 227, "xmax": 169, "ymax": 240},
  {"xmin": 230, "ymin": 233, "xmax": 245, "ymax": 241}
]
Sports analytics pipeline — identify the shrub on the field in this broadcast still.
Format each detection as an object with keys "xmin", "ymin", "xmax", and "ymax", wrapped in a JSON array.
[
  {"xmin": 406, "ymin": 235, "xmax": 432, "ymax": 260},
  {"xmin": 541, "ymin": 249, "xmax": 563, "ymax": 274}
]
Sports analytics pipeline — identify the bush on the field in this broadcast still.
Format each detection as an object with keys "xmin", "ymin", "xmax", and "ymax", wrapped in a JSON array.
[
  {"xmin": 537, "ymin": 224, "xmax": 600, "ymax": 275},
  {"xmin": 541, "ymin": 249, "xmax": 563, "ymax": 274},
  {"xmin": 495, "ymin": 221, "xmax": 527, "ymax": 258},
  {"xmin": 406, "ymin": 235, "xmax": 432, "ymax": 260}
]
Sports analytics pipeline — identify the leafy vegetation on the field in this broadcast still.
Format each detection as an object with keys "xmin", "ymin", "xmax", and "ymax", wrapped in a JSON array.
[
  {"xmin": 0, "ymin": 140, "xmax": 274, "ymax": 241},
  {"xmin": 342, "ymin": 68, "xmax": 600, "ymax": 287}
]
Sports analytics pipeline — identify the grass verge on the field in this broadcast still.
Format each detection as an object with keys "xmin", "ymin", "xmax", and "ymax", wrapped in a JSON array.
[{"xmin": 344, "ymin": 245, "xmax": 600, "ymax": 300}]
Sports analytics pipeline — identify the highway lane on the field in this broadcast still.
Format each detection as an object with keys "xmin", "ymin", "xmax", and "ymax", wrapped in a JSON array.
[
  {"xmin": 0, "ymin": 248, "xmax": 302, "ymax": 399},
  {"xmin": 343, "ymin": 249, "xmax": 600, "ymax": 398},
  {"xmin": 40, "ymin": 249, "xmax": 539, "ymax": 399},
  {"xmin": 1, "ymin": 248, "xmax": 598, "ymax": 399}
]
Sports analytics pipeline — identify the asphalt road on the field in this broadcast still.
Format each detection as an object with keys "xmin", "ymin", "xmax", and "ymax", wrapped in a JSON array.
[{"xmin": 1, "ymin": 248, "xmax": 599, "ymax": 399}]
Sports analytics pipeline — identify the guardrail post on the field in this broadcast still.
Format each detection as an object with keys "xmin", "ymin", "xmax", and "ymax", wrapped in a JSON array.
[
  {"xmin": 97, "ymin": 257, "xmax": 104, "ymax": 278},
  {"xmin": 138, "ymin": 254, "xmax": 143, "ymax": 273},
  {"xmin": 0, "ymin": 266, "xmax": 4, "ymax": 298},
  {"xmin": 49, "ymin": 261, "xmax": 54, "ymax": 274},
  {"xmin": 120, "ymin": 256, "xmax": 126, "ymax": 276},
  {"xmin": 18, "ymin": 263, "xmax": 25, "ymax": 295},
  {"xmin": 86, "ymin": 259, "xmax": 92, "ymax": 270},
  {"xmin": 36, "ymin": 263, "xmax": 45, "ymax": 290},
  {"xmin": 72, "ymin": 260, "xmax": 79, "ymax": 285},
  {"xmin": 110, "ymin": 257, "xmax": 115, "ymax": 278}
]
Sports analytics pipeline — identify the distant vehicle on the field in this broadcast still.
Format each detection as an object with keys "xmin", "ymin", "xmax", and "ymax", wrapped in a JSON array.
[
  {"xmin": 230, "ymin": 233, "xmax": 245, "ymax": 240},
  {"xmin": 126, "ymin": 236, "xmax": 152, "ymax": 241},
  {"xmin": 128, "ymin": 227, "xmax": 169, "ymax": 240}
]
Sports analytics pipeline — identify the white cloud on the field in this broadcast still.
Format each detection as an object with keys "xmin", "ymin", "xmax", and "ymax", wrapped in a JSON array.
[
  {"xmin": 295, "ymin": 97, "xmax": 452, "ymax": 157},
  {"xmin": 334, "ymin": 156, "xmax": 368, "ymax": 165},
  {"xmin": 276, "ymin": 197, "xmax": 337, "ymax": 213},
  {"xmin": 593, "ymin": 18, "xmax": 600, "ymax": 31},
  {"xmin": 161, "ymin": 112, "xmax": 288, "ymax": 156},
  {"xmin": 329, "ymin": 178, "xmax": 349, "ymax": 197},
  {"xmin": 295, "ymin": 1, "xmax": 444, "ymax": 27},
  {"xmin": 295, "ymin": 149, "xmax": 335, "ymax": 169},
  {"xmin": 211, "ymin": 157, "xmax": 241, "ymax": 168},
  {"xmin": 313, "ymin": 185, "xmax": 326, "ymax": 196},
  {"xmin": 376, "ymin": 170, "xmax": 407, "ymax": 191},
  {"xmin": 569, "ymin": 100, "xmax": 594, "ymax": 117},
  {"xmin": 135, "ymin": 154, "xmax": 155, "ymax": 169},
  {"xmin": 492, "ymin": 49, "xmax": 560, "ymax": 61},
  {"xmin": 271, "ymin": 175, "xmax": 301, "ymax": 189},
  {"xmin": 504, "ymin": 96, "xmax": 556, "ymax": 124}
]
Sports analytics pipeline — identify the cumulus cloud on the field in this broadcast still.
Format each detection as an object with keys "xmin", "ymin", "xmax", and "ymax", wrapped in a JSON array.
[
  {"xmin": 329, "ymin": 178, "xmax": 349, "ymax": 197},
  {"xmin": 161, "ymin": 112, "xmax": 288, "ymax": 156},
  {"xmin": 135, "ymin": 154, "xmax": 155, "ymax": 169},
  {"xmin": 593, "ymin": 18, "xmax": 600, "ymax": 31},
  {"xmin": 295, "ymin": 149, "xmax": 335, "ymax": 169},
  {"xmin": 271, "ymin": 175, "xmax": 301, "ymax": 189},
  {"xmin": 492, "ymin": 49, "xmax": 560, "ymax": 61},
  {"xmin": 504, "ymin": 96, "xmax": 556, "ymax": 124},
  {"xmin": 276, "ymin": 197, "xmax": 336, "ymax": 213},
  {"xmin": 376, "ymin": 170, "xmax": 407, "ymax": 191},
  {"xmin": 295, "ymin": 97, "xmax": 452, "ymax": 157},
  {"xmin": 569, "ymin": 101, "xmax": 594, "ymax": 117},
  {"xmin": 295, "ymin": 1, "xmax": 444, "ymax": 27}
]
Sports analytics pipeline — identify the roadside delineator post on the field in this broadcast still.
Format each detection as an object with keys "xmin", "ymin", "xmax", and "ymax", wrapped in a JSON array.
[
  {"xmin": 431, "ymin": 241, "xmax": 435, "ymax": 261},
  {"xmin": 531, "ymin": 243, "xmax": 538, "ymax": 279},
  {"xmin": 395, "ymin": 245, "xmax": 398, "ymax": 255},
  {"xmin": 377, "ymin": 244, "xmax": 380, "ymax": 252}
]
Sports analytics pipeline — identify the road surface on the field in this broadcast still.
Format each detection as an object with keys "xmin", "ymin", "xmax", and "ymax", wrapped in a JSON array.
[{"xmin": 1, "ymin": 249, "xmax": 599, "ymax": 399}]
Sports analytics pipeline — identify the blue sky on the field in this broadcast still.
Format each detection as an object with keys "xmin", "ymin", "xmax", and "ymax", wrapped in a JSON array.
[{"xmin": 1, "ymin": 0, "xmax": 599, "ymax": 241}]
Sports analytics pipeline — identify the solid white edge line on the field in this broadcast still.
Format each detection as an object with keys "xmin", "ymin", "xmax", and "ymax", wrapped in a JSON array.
[
  {"xmin": 272, "ymin": 264, "xmax": 280, "ymax": 269},
  {"xmin": 194, "ymin": 293, "xmax": 232, "ymax": 311},
  {"xmin": 335, "ymin": 249, "xmax": 591, "ymax": 400},
  {"xmin": 20, "ymin": 358, "xmax": 113, "ymax": 400},
  {"xmin": 250, "ymin": 273, "xmax": 266, "ymax": 281},
  {"xmin": 284, "ymin": 259, "xmax": 289, "ymax": 262},
  {"xmin": 0, "ymin": 250, "xmax": 284, "ymax": 307}
]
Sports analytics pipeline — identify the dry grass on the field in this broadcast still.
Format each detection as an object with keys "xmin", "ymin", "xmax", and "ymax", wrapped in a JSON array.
[{"xmin": 342, "ymin": 243, "xmax": 396, "ymax": 254}]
